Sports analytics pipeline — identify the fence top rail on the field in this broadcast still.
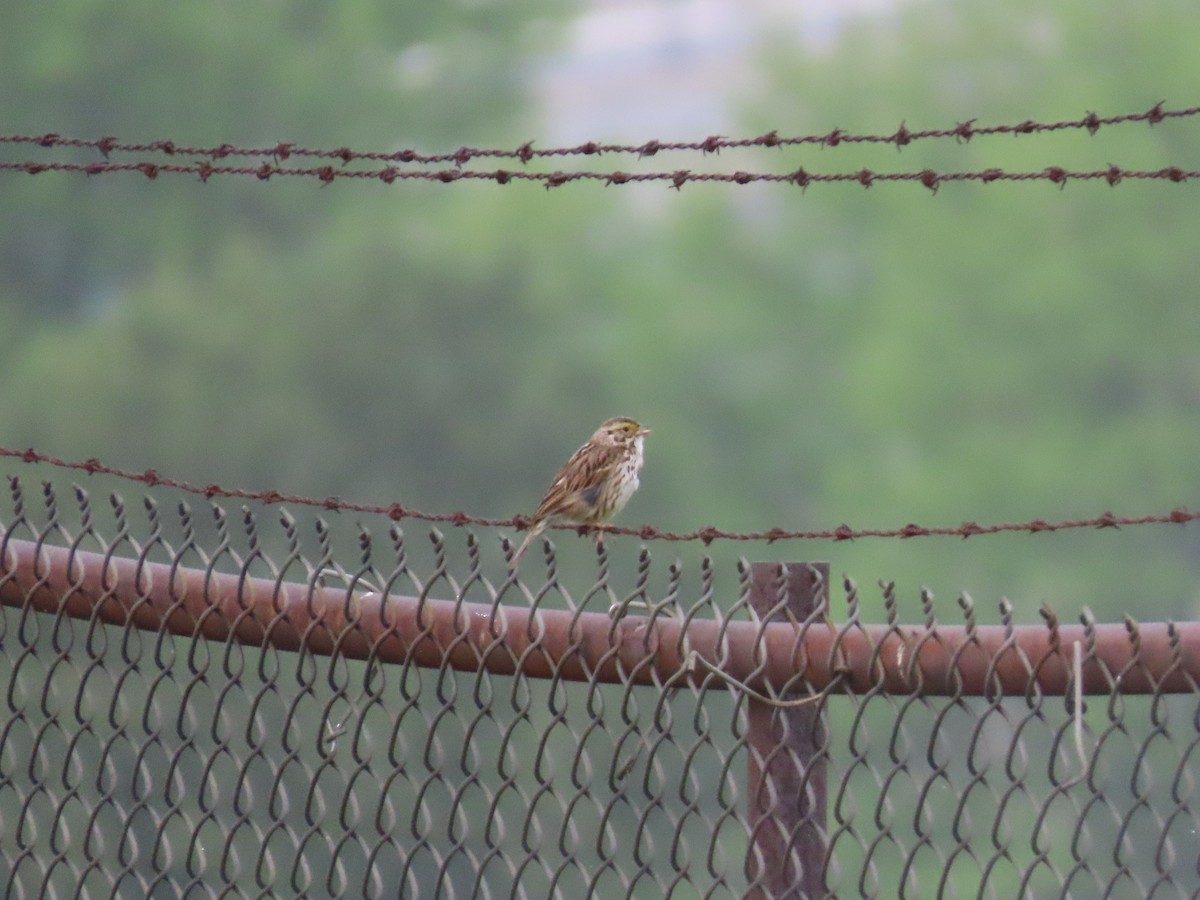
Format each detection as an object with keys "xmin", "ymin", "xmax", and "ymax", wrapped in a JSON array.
[{"xmin": 0, "ymin": 536, "xmax": 1194, "ymax": 698}]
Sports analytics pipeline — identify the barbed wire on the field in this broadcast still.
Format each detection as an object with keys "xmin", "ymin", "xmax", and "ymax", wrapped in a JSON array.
[
  {"xmin": 0, "ymin": 102, "xmax": 1194, "ymax": 167},
  {"xmin": 3, "ymin": 445, "xmax": 1196, "ymax": 545},
  {"xmin": 1, "ymin": 159, "xmax": 1196, "ymax": 192}
]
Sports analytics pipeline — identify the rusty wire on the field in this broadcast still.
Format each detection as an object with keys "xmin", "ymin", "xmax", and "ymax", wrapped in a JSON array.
[
  {"xmin": 3, "ymin": 444, "xmax": 1197, "ymax": 546},
  {"xmin": 0, "ymin": 101, "xmax": 1194, "ymax": 165},
  {"xmin": 0, "ymin": 476, "xmax": 1197, "ymax": 896},
  {"xmin": 3, "ymin": 101, "xmax": 1198, "ymax": 194},
  {"xmin": 1, "ymin": 158, "xmax": 1196, "ymax": 192}
]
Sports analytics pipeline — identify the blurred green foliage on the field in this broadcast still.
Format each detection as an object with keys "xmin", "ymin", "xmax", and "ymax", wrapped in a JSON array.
[
  {"xmin": 2, "ymin": 3, "xmax": 1199, "ymax": 895},
  {"xmin": 1, "ymin": 0, "xmax": 1198, "ymax": 623}
]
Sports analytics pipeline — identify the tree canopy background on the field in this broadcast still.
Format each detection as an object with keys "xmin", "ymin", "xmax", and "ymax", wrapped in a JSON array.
[{"xmin": 2, "ymin": 0, "xmax": 1197, "ymax": 622}]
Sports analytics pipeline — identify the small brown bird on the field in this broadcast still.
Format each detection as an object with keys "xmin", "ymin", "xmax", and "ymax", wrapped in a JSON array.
[{"xmin": 513, "ymin": 417, "xmax": 650, "ymax": 562}]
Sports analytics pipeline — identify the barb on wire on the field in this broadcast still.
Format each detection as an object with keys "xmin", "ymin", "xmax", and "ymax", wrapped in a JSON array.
[
  {"xmin": 3, "ymin": 445, "xmax": 1197, "ymax": 545},
  {"xmin": 0, "ymin": 159, "xmax": 1195, "ymax": 192},
  {"xmin": 0, "ymin": 101, "xmax": 1194, "ymax": 166}
]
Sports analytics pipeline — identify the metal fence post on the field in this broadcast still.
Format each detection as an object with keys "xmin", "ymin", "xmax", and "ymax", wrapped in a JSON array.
[{"xmin": 746, "ymin": 561, "xmax": 830, "ymax": 899}]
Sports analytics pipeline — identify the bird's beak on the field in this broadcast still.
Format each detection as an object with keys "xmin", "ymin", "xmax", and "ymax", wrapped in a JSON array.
[{"xmin": 638, "ymin": 427, "xmax": 651, "ymax": 436}]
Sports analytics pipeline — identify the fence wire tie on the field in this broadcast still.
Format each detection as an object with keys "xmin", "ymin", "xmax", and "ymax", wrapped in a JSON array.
[
  {"xmin": 325, "ymin": 717, "xmax": 348, "ymax": 750},
  {"xmin": 607, "ymin": 579, "xmax": 839, "ymax": 708},
  {"xmin": 687, "ymin": 651, "xmax": 834, "ymax": 708}
]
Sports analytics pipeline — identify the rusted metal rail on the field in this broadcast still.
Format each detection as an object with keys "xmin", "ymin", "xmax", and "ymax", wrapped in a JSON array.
[{"xmin": 1, "ymin": 537, "xmax": 1194, "ymax": 697}]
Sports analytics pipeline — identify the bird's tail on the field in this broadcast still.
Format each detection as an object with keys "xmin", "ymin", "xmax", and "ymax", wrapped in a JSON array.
[{"xmin": 511, "ymin": 520, "xmax": 545, "ymax": 564}]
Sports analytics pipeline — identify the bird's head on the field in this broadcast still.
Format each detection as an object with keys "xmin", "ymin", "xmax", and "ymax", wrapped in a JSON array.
[{"xmin": 596, "ymin": 417, "xmax": 651, "ymax": 445}]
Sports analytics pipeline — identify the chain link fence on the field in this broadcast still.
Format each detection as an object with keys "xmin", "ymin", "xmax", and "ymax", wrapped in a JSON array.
[{"xmin": 0, "ymin": 477, "xmax": 1197, "ymax": 897}]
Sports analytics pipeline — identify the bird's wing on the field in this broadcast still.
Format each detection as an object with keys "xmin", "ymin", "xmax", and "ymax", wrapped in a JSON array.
[{"xmin": 533, "ymin": 441, "xmax": 622, "ymax": 522}]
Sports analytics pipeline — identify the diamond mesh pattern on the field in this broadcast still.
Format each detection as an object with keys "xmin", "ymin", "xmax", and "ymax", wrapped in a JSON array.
[{"xmin": 0, "ymin": 478, "xmax": 1196, "ymax": 897}]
